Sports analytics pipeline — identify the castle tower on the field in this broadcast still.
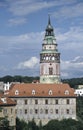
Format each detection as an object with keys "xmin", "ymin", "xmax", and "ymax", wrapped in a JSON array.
[{"xmin": 40, "ymin": 16, "xmax": 61, "ymax": 83}]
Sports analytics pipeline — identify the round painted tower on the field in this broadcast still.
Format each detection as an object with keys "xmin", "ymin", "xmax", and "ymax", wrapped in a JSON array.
[{"xmin": 40, "ymin": 16, "xmax": 61, "ymax": 84}]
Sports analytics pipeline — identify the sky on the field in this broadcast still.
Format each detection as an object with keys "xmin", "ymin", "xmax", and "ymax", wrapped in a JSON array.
[{"xmin": 0, "ymin": 0, "xmax": 83, "ymax": 79}]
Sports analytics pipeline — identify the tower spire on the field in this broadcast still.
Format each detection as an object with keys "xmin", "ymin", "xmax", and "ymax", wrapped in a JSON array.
[{"xmin": 48, "ymin": 13, "xmax": 51, "ymax": 25}]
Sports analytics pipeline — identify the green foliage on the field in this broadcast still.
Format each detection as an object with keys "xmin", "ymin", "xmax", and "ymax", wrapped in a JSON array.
[
  {"xmin": 28, "ymin": 118, "xmax": 39, "ymax": 130},
  {"xmin": 0, "ymin": 117, "xmax": 10, "ymax": 130},
  {"xmin": 0, "ymin": 75, "xmax": 39, "ymax": 83},
  {"xmin": 43, "ymin": 120, "xmax": 60, "ymax": 130},
  {"xmin": 16, "ymin": 118, "xmax": 83, "ymax": 130},
  {"xmin": 16, "ymin": 118, "xmax": 28, "ymax": 130},
  {"xmin": 76, "ymin": 97, "xmax": 83, "ymax": 121},
  {"xmin": 16, "ymin": 118, "xmax": 39, "ymax": 130},
  {"xmin": 62, "ymin": 77, "xmax": 83, "ymax": 88},
  {"xmin": 43, "ymin": 119, "xmax": 83, "ymax": 130}
]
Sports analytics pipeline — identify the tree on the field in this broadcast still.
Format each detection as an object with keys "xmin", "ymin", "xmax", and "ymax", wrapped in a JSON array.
[
  {"xmin": 0, "ymin": 117, "xmax": 10, "ymax": 130},
  {"xmin": 28, "ymin": 118, "xmax": 39, "ymax": 130},
  {"xmin": 16, "ymin": 118, "xmax": 28, "ymax": 130}
]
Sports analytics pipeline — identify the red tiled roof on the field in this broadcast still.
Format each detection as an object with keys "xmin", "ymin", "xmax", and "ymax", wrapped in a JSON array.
[
  {"xmin": 0, "ymin": 95, "xmax": 16, "ymax": 106},
  {"xmin": 6, "ymin": 83, "xmax": 76, "ymax": 98}
]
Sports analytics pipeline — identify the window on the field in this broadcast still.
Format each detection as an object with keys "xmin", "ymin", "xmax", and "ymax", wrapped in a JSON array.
[
  {"xmin": 52, "ymin": 56, "xmax": 55, "ymax": 61},
  {"xmin": 49, "ymin": 90, "xmax": 52, "ymax": 95},
  {"xmin": 3, "ymin": 108, "xmax": 7, "ymax": 115},
  {"xmin": 55, "ymin": 109, "xmax": 58, "ymax": 114},
  {"xmin": 66, "ymin": 99, "xmax": 70, "ymax": 104},
  {"xmin": 55, "ymin": 99, "xmax": 58, "ymax": 104},
  {"xmin": 45, "ymin": 99, "xmax": 48, "ymax": 104},
  {"xmin": 66, "ymin": 109, "xmax": 69, "ymax": 114},
  {"xmin": 15, "ymin": 90, "xmax": 19, "ymax": 95},
  {"xmin": 25, "ymin": 109, "xmax": 27, "ymax": 114},
  {"xmin": 35, "ymin": 99, "xmax": 38, "ymax": 104},
  {"xmin": 35, "ymin": 109, "xmax": 38, "ymax": 114},
  {"xmin": 11, "ymin": 108, "xmax": 13, "ymax": 114},
  {"xmin": 45, "ymin": 109, "xmax": 48, "ymax": 114},
  {"xmin": 32, "ymin": 90, "xmax": 35, "ymax": 95},
  {"xmin": 65, "ymin": 90, "xmax": 69, "ymax": 95},
  {"xmin": 49, "ymin": 67, "xmax": 53, "ymax": 75},
  {"xmin": 25, "ymin": 100, "xmax": 27, "ymax": 105}
]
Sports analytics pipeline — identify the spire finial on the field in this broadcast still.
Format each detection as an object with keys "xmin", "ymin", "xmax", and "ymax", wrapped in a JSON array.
[{"xmin": 48, "ymin": 13, "xmax": 51, "ymax": 25}]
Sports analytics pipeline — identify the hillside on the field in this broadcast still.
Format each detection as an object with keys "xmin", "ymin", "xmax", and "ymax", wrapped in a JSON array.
[{"xmin": 0, "ymin": 75, "xmax": 83, "ymax": 89}]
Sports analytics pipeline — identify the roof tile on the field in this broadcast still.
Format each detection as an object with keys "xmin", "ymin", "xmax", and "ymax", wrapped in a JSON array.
[{"xmin": 6, "ymin": 83, "xmax": 76, "ymax": 98}]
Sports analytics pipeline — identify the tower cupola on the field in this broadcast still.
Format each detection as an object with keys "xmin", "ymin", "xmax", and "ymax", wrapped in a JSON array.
[{"xmin": 45, "ymin": 16, "xmax": 54, "ymax": 36}]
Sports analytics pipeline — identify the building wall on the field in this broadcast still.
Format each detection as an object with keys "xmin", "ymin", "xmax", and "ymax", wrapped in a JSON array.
[
  {"xmin": 0, "ymin": 82, "xmax": 4, "ymax": 91},
  {"xmin": 0, "ymin": 106, "xmax": 16, "ymax": 129},
  {"xmin": 74, "ymin": 89, "xmax": 83, "ymax": 96},
  {"xmin": 13, "ymin": 97, "xmax": 76, "ymax": 125}
]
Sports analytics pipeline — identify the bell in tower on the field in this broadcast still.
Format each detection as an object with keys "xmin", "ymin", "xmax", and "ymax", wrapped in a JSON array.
[{"xmin": 40, "ymin": 16, "xmax": 61, "ymax": 84}]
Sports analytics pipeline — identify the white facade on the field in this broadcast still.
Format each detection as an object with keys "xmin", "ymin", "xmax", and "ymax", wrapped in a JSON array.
[
  {"xmin": 4, "ymin": 82, "xmax": 10, "ymax": 91},
  {"xmin": 74, "ymin": 88, "xmax": 83, "ymax": 96},
  {"xmin": 14, "ymin": 97, "xmax": 76, "ymax": 125}
]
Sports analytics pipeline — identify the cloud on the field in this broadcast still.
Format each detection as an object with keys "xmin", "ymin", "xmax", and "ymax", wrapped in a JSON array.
[
  {"xmin": 0, "ymin": 32, "xmax": 44, "ymax": 55},
  {"xmin": 6, "ymin": 0, "xmax": 77, "ymax": 16},
  {"xmin": 0, "ymin": 25, "xmax": 82, "ymax": 55},
  {"xmin": 7, "ymin": 0, "xmax": 56, "ymax": 16},
  {"xmin": 56, "ymin": 26, "xmax": 83, "ymax": 57},
  {"xmin": 52, "ymin": 2, "xmax": 83, "ymax": 20},
  {"xmin": 17, "ymin": 57, "xmax": 39, "ymax": 69},
  {"xmin": 8, "ymin": 18, "xmax": 27, "ymax": 26},
  {"xmin": 61, "ymin": 56, "xmax": 83, "ymax": 78}
]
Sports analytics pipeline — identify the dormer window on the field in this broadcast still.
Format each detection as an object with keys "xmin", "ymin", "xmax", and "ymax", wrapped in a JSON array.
[
  {"xmin": 49, "ymin": 90, "xmax": 53, "ymax": 95},
  {"xmin": 1, "ymin": 97, "xmax": 7, "ymax": 103},
  {"xmin": 32, "ymin": 90, "xmax": 35, "ymax": 95},
  {"xmin": 65, "ymin": 90, "xmax": 69, "ymax": 95},
  {"xmin": 15, "ymin": 90, "xmax": 19, "ymax": 95}
]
